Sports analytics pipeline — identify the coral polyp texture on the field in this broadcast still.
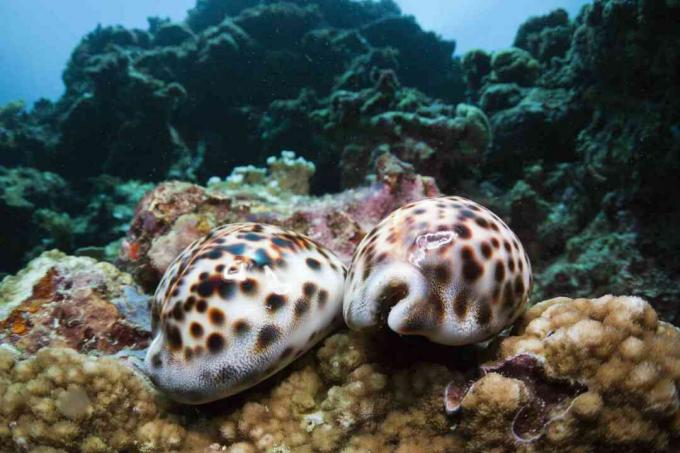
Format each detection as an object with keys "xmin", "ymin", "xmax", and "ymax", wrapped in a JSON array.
[
  {"xmin": 449, "ymin": 295, "xmax": 680, "ymax": 452},
  {"xmin": 344, "ymin": 196, "xmax": 532, "ymax": 345},
  {"xmin": 145, "ymin": 222, "xmax": 346, "ymax": 403}
]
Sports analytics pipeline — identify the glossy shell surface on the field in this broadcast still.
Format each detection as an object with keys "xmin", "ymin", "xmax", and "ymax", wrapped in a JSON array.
[
  {"xmin": 343, "ymin": 196, "xmax": 532, "ymax": 345},
  {"xmin": 145, "ymin": 223, "xmax": 346, "ymax": 403}
]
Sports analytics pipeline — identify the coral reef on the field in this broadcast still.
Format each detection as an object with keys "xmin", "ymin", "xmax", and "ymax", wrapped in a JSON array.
[
  {"xmin": 2, "ymin": 0, "xmax": 676, "ymax": 331},
  {"xmin": 2, "ymin": 293, "xmax": 679, "ymax": 451},
  {"xmin": 1, "ymin": 0, "xmax": 679, "ymax": 448},
  {"xmin": 0, "ymin": 0, "xmax": 471, "ymax": 276},
  {"xmin": 0, "ymin": 166, "xmax": 152, "ymax": 276},
  {"xmin": 460, "ymin": 0, "xmax": 680, "ymax": 322},
  {"xmin": 449, "ymin": 295, "xmax": 680, "ymax": 452}
]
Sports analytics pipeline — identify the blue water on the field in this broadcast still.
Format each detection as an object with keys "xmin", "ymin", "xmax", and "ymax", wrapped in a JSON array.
[{"xmin": 0, "ymin": 0, "xmax": 589, "ymax": 106}]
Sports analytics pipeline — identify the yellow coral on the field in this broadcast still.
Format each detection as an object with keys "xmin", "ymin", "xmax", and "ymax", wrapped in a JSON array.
[
  {"xmin": 0, "ymin": 347, "xmax": 185, "ymax": 452},
  {"xmin": 3, "ymin": 295, "xmax": 678, "ymax": 452},
  {"xmin": 213, "ymin": 331, "xmax": 458, "ymax": 452},
  {"xmin": 491, "ymin": 295, "xmax": 680, "ymax": 451}
]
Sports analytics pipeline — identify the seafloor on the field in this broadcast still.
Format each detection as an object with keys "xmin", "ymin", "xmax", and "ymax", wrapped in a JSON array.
[{"xmin": 0, "ymin": 0, "xmax": 679, "ymax": 451}]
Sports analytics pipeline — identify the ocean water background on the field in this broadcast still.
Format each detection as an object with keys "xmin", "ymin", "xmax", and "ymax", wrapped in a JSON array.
[{"xmin": 0, "ymin": 0, "xmax": 590, "ymax": 105}]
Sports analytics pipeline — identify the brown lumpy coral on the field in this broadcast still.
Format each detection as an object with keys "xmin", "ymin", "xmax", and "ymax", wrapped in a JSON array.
[
  {"xmin": 0, "ymin": 347, "xmax": 186, "ymax": 452},
  {"xmin": 215, "ymin": 332, "xmax": 461, "ymax": 452},
  {"xmin": 1, "ymin": 296, "xmax": 680, "ymax": 451},
  {"xmin": 456, "ymin": 295, "xmax": 680, "ymax": 452}
]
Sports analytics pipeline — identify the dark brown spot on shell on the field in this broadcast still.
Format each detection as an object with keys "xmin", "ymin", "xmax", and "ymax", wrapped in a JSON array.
[
  {"xmin": 294, "ymin": 298, "xmax": 310, "ymax": 317},
  {"xmin": 481, "ymin": 242, "xmax": 492, "ymax": 259},
  {"xmin": 196, "ymin": 299, "xmax": 208, "ymax": 313},
  {"xmin": 491, "ymin": 238, "xmax": 500, "ymax": 249},
  {"xmin": 190, "ymin": 322, "xmax": 204, "ymax": 338},
  {"xmin": 454, "ymin": 288, "xmax": 470, "ymax": 319},
  {"xmin": 172, "ymin": 302, "xmax": 184, "ymax": 321},
  {"xmin": 514, "ymin": 276, "xmax": 525, "ymax": 296},
  {"xmin": 265, "ymin": 293, "xmax": 287, "ymax": 312},
  {"xmin": 453, "ymin": 224, "xmax": 471, "ymax": 239},
  {"xmin": 166, "ymin": 325, "xmax": 183, "ymax": 351},
  {"xmin": 495, "ymin": 260, "xmax": 505, "ymax": 282},
  {"xmin": 240, "ymin": 278, "xmax": 257, "ymax": 294},
  {"xmin": 475, "ymin": 217, "xmax": 489, "ymax": 228},
  {"xmin": 422, "ymin": 263, "xmax": 451, "ymax": 286},
  {"xmin": 151, "ymin": 353, "xmax": 162, "ymax": 368},
  {"xmin": 209, "ymin": 307, "xmax": 225, "ymax": 325},
  {"xmin": 207, "ymin": 333, "xmax": 225, "ymax": 353},
  {"xmin": 318, "ymin": 289, "xmax": 328, "ymax": 308},
  {"xmin": 303, "ymin": 282, "xmax": 317, "ymax": 297},
  {"xmin": 477, "ymin": 302, "xmax": 492, "ymax": 326},
  {"xmin": 184, "ymin": 347, "xmax": 193, "ymax": 361},
  {"xmin": 501, "ymin": 282, "xmax": 514, "ymax": 311},
  {"xmin": 184, "ymin": 296, "xmax": 196, "ymax": 312},
  {"xmin": 306, "ymin": 258, "xmax": 321, "ymax": 270},
  {"xmin": 197, "ymin": 277, "xmax": 235, "ymax": 299},
  {"xmin": 461, "ymin": 247, "xmax": 483, "ymax": 282},
  {"xmin": 256, "ymin": 324, "xmax": 281, "ymax": 350},
  {"xmin": 233, "ymin": 320, "xmax": 250, "ymax": 335}
]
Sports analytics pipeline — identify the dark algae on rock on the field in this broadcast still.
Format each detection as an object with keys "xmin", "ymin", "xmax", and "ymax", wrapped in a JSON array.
[{"xmin": 1, "ymin": 0, "xmax": 680, "ymax": 451}]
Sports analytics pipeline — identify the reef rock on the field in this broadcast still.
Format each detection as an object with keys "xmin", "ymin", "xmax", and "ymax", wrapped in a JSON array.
[
  {"xmin": 120, "ymin": 152, "xmax": 440, "ymax": 292},
  {"xmin": 0, "ymin": 250, "xmax": 150, "ymax": 354}
]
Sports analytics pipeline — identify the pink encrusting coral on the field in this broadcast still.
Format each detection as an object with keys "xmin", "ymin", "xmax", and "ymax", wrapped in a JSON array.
[
  {"xmin": 119, "ymin": 152, "xmax": 440, "ymax": 292},
  {"xmin": 0, "ymin": 250, "xmax": 150, "ymax": 354}
]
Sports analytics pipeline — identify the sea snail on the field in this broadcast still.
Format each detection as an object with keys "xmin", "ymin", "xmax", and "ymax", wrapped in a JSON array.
[
  {"xmin": 145, "ymin": 223, "xmax": 346, "ymax": 404},
  {"xmin": 343, "ymin": 196, "xmax": 532, "ymax": 346}
]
